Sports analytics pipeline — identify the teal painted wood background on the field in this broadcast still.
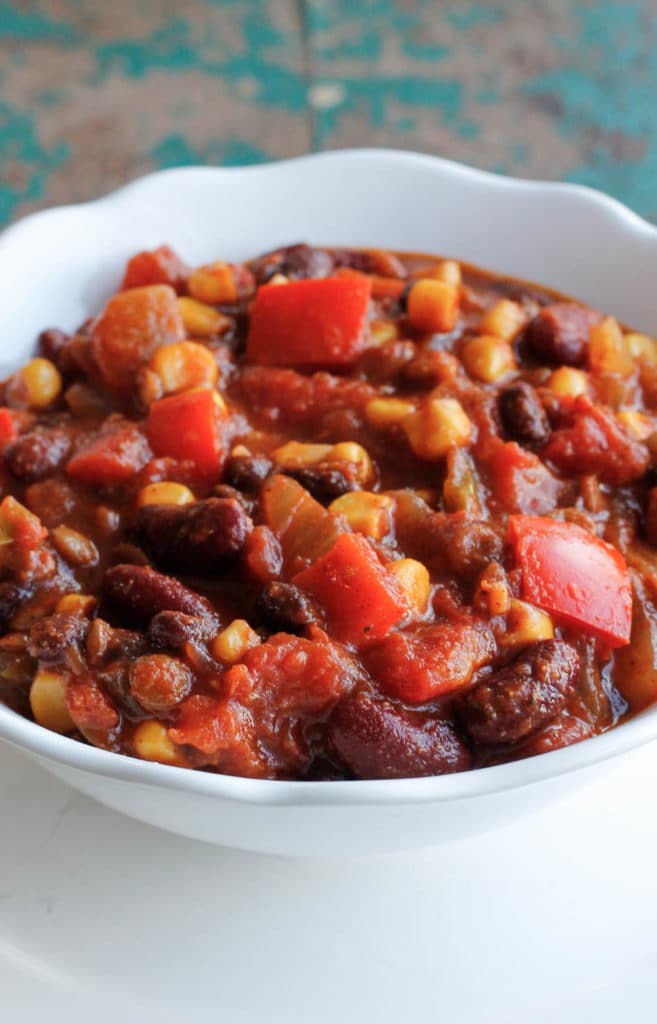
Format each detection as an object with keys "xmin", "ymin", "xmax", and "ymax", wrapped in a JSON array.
[{"xmin": 2, "ymin": 0, "xmax": 657, "ymax": 226}]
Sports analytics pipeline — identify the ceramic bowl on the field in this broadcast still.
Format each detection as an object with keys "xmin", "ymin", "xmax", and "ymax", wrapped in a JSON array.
[{"xmin": 2, "ymin": 149, "xmax": 657, "ymax": 856}]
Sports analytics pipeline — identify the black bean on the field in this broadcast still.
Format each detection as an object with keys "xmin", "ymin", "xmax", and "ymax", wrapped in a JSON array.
[
  {"xmin": 254, "ymin": 244, "xmax": 333, "ymax": 284},
  {"xmin": 280, "ymin": 464, "xmax": 357, "ymax": 503},
  {"xmin": 103, "ymin": 564, "xmax": 218, "ymax": 626},
  {"xmin": 255, "ymin": 582, "xmax": 323, "ymax": 634},
  {"xmin": 329, "ymin": 689, "xmax": 472, "ymax": 779},
  {"xmin": 27, "ymin": 614, "xmax": 89, "ymax": 662},
  {"xmin": 7, "ymin": 428, "xmax": 71, "ymax": 482},
  {"xmin": 459, "ymin": 640, "xmax": 580, "ymax": 745},
  {"xmin": 223, "ymin": 454, "xmax": 272, "ymax": 492},
  {"xmin": 498, "ymin": 381, "xmax": 551, "ymax": 449},
  {"xmin": 0, "ymin": 583, "xmax": 27, "ymax": 629},
  {"xmin": 135, "ymin": 497, "xmax": 253, "ymax": 571}
]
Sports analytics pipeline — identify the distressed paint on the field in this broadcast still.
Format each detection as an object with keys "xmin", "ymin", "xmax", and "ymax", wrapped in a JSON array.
[{"xmin": 1, "ymin": 0, "xmax": 657, "ymax": 226}]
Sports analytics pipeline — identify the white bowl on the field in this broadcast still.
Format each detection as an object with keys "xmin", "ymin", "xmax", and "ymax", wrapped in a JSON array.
[{"xmin": 2, "ymin": 149, "xmax": 657, "ymax": 857}]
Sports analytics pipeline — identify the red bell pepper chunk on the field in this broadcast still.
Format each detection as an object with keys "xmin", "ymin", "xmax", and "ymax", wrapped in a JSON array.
[
  {"xmin": 146, "ymin": 388, "xmax": 226, "ymax": 481},
  {"xmin": 67, "ymin": 421, "xmax": 152, "ymax": 485},
  {"xmin": 246, "ymin": 277, "xmax": 371, "ymax": 367},
  {"xmin": 508, "ymin": 514, "xmax": 632, "ymax": 647},
  {"xmin": 0, "ymin": 408, "xmax": 17, "ymax": 450},
  {"xmin": 293, "ymin": 533, "xmax": 407, "ymax": 645}
]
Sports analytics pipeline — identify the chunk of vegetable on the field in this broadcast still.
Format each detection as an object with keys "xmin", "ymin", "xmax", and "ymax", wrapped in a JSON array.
[
  {"xmin": 508, "ymin": 514, "xmax": 632, "ymax": 647},
  {"xmin": 121, "ymin": 245, "xmax": 187, "ymax": 291},
  {"xmin": 246, "ymin": 277, "xmax": 371, "ymax": 366},
  {"xmin": 146, "ymin": 389, "xmax": 227, "ymax": 480},
  {"xmin": 364, "ymin": 619, "xmax": 495, "ymax": 703},
  {"xmin": 262, "ymin": 474, "xmax": 346, "ymax": 565},
  {"xmin": 91, "ymin": 285, "xmax": 185, "ymax": 391},
  {"xmin": 67, "ymin": 420, "xmax": 152, "ymax": 485},
  {"xmin": 293, "ymin": 533, "xmax": 408, "ymax": 644}
]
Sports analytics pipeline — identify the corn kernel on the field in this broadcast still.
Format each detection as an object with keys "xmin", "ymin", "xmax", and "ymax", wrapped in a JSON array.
[
  {"xmin": 369, "ymin": 319, "xmax": 400, "ymax": 346},
  {"xmin": 589, "ymin": 316, "xmax": 633, "ymax": 377},
  {"xmin": 365, "ymin": 396, "xmax": 416, "ymax": 428},
  {"xmin": 7, "ymin": 358, "xmax": 62, "ymax": 410},
  {"xmin": 137, "ymin": 481, "xmax": 196, "ymax": 507},
  {"xmin": 30, "ymin": 668, "xmax": 74, "ymax": 733},
  {"xmin": 329, "ymin": 491, "xmax": 393, "ymax": 540},
  {"xmin": 150, "ymin": 340, "xmax": 219, "ymax": 394},
  {"xmin": 51, "ymin": 526, "xmax": 99, "ymax": 567},
  {"xmin": 328, "ymin": 441, "xmax": 373, "ymax": 483},
  {"xmin": 501, "ymin": 599, "xmax": 554, "ymax": 648},
  {"xmin": 211, "ymin": 619, "xmax": 261, "ymax": 664},
  {"xmin": 478, "ymin": 299, "xmax": 527, "ymax": 342},
  {"xmin": 272, "ymin": 441, "xmax": 333, "ymax": 467},
  {"xmin": 403, "ymin": 396, "xmax": 473, "ymax": 460},
  {"xmin": 389, "ymin": 558, "xmax": 431, "ymax": 613},
  {"xmin": 407, "ymin": 279, "xmax": 459, "ymax": 334},
  {"xmin": 476, "ymin": 562, "xmax": 510, "ymax": 616},
  {"xmin": 231, "ymin": 444, "xmax": 252, "ymax": 458},
  {"xmin": 267, "ymin": 273, "xmax": 289, "ymax": 286},
  {"xmin": 547, "ymin": 366, "xmax": 589, "ymax": 398},
  {"xmin": 462, "ymin": 334, "xmax": 516, "ymax": 383},
  {"xmin": 177, "ymin": 296, "xmax": 228, "ymax": 337},
  {"xmin": 431, "ymin": 260, "xmax": 462, "ymax": 286},
  {"xmin": 133, "ymin": 720, "xmax": 186, "ymax": 766},
  {"xmin": 626, "ymin": 332, "xmax": 657, "ymax": 363},
  {"xmin": 617, "ymin": 409, "xmax": 654, "ymax": 440},
  {"xmin": 55, "ymin": 593, "xmax": 97, "ymax": 617},
  {"xmin": 188, "ymin": 261, "xmax": 238, "ymax": 305}
]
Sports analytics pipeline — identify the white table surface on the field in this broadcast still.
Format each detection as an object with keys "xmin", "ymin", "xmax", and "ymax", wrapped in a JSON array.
[{"xmin": 1, "ymin": 738, "xmax": 656, "ymax": 1023}]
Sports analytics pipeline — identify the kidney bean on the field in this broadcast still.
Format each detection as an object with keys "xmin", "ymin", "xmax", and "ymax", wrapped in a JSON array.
[
  {"xmin": 498, "ymin": 381, "xmax": 551, "ymax": 450},
  {"xmin": 329, "ymin": 689, "xmax": 472, "ymax": 779},
  {"xmin": 27, "ymin": 613, "xmax": 89, "ymax": 662},
  {"xmin": 255, "ymin": 581, "xmax": 324, "ymax": 634},
  {"xmin": 38, "ymin": 328, "xmax": 70, "ymax": 364},
  {"xmin": 148, "ymin": 610, "xmax": 218, "ymax": 649},
  {"xmin": 7, "ymin": 428, "xmax": 72, "ymax": 482},
  {"xmin": 525, "ymin": 303, "xmax": 602, "ymax": 366},
  {"xmin": 103, "ymin": 564, "xmax": 218, "ymax": 626},
  {"xmin": 459, "ymin": 640, "xmax": 580, "ymax": 745},
  {"xmin": 135, "ymin": 497, "xmax": 253, "ymax": 572}
]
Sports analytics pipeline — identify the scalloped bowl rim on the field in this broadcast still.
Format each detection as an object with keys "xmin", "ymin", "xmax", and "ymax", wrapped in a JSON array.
[{"xmin": 1, "ymin": 147, "xmax": 656, "ymax": 809}]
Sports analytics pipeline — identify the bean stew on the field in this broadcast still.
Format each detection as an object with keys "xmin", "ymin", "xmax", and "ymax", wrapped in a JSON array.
[{"xmin": 1, "ymin": 242, "xmax": 655, "ymax": 780}]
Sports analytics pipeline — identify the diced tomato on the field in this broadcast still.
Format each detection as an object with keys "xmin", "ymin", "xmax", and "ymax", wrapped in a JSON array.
[
  {"xmin": 67, "ymin": 420, "xmax": 152, "ymax": 485},
  {"xmin": 543, "ymin": 395, "xmax": 649, "ymax": 485},
  {"xmin": 486, "ymin": 439, "xmax": 562, "ymax": 515},
  {"xmin": 0, "ymin": 494, "xmax": 48, "ymax": 549},
  {"xmin": 121, "ymin": 245, "xmax": 188, "ymax": 292},
  {"xmin": 246, "ymin": 277, "xmax": 372, "ymax": 367},
  {"xmin": 146, "ymin": 388, "xmax": 226, "ymax": 481},
  {"xmin": 508, "ymin": 514, "xmax": 632, "ymax": 647},
  {"xmin": 66, "ymin": 678, "xmax": 120, "ymax": 733},
  {"xmin": 91, "ymin": 284, "xmax": 185, "ymax": 392},
  {"xmin": 0, "ymin": 408, "xmax": 17, "ymax": 450},
  {"xmin": 293, "ymin": 533, "xmax": 407, "ymax": 644},
  {"xmin": 364, "ymin": 619, "xmax": 495, "ymax": 704}
]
